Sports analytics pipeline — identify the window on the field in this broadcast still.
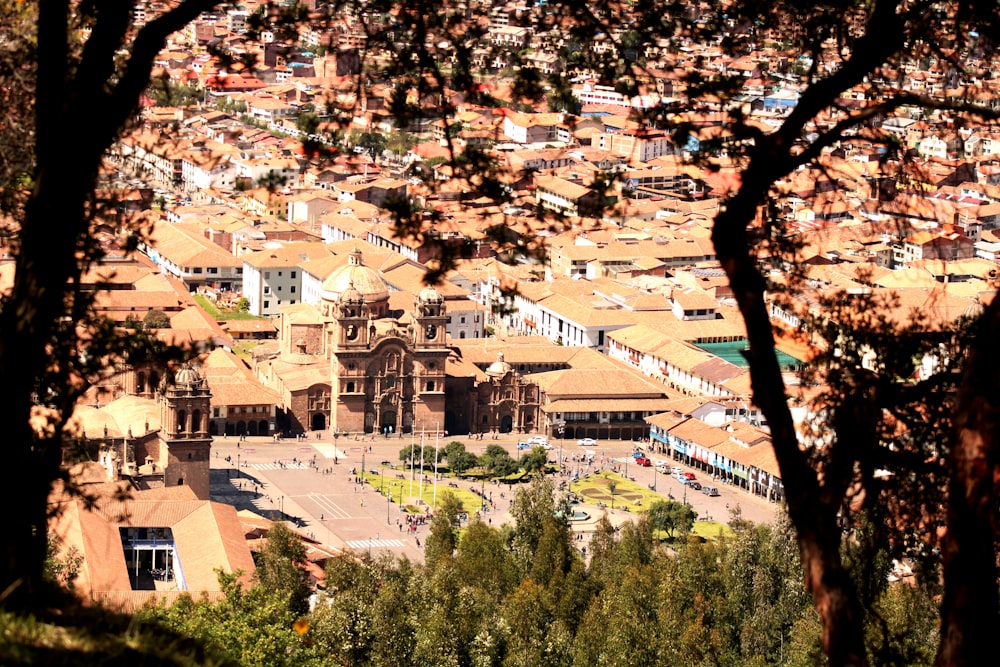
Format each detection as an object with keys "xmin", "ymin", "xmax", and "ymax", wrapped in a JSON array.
[
  {"xmin": 426, "ymin": 381, "xmax": 435, "ymax": 391},
  {"xmin": 291, "ymin": 271, "xmax": 297, "ymax": 278},
  {"xmin": 346, "ymin": 381, "xmax": 355, "ymax": 392},
  {"xmin": 278, "ymin": 271, "xmax": 283, "ymax": 277},
  {"xmin": 193, "ymin": 267, "xmax": 203, "ymax": 274},
  {"xmin": 290, "ymin": 286, "xmax": 296, "ymax": 293},
  {"xmin": 277, "ymin": 285, "xmax": 282, "ymax": 292},
  {"xmin": 264, "ymin": 300, "xmax": 270, "ymax": 308},
  {"xmin": 460, "ymin": 316, "xmax": 466, "ymax": 324},
  {"xmin": 208, "ymin": 267, "xmax": 218, "ymax": 274},
  {"xmin": 264, "ymin": 271, "xmax": 270, "ymax": 279}
]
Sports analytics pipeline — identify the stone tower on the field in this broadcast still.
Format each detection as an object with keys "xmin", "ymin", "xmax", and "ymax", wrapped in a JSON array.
[{"xmin": 158, "ymin": 365, "xmax": 212, "ymax": 500}]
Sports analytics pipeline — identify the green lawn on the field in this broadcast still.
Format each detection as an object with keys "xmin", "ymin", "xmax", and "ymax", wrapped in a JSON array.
[
  {"xmin": 194, "ymin": 294, "xmax": 262, "ymax": 321},
  {"xmin": 361, "ymin": 466, "xmax": 485, "ymax": 515},
  {"xmin": 571, "ymin": 471, "xmax": 662, "ymax": 513},
  {"xmin": 573, "ymin": 472, "xmax": 735, "ymax": 541}
]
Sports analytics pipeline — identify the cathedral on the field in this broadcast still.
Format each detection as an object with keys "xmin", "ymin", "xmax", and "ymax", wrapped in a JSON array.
[{"xmin": 255, "ymin": 248, "xmax": 451, "ymax": 435}]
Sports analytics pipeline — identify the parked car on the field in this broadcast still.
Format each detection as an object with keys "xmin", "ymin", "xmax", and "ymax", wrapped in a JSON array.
[
  {"xmin": 527, "ymin": 435, "xmax": 548, "ymax": 446},
  {"xmin": 701, "ymin": 485, "xmax": 720, "ymax": 496},
  {"xmin": 517, "ymin": 442, "xmax": 531, "ymax": 450},
  {"xmin": 688, "ymin": 481, "xmax": 702, "ymax": 491},
  {"xmin": 577, "ymin": 438, "xmax": 597, "ymax": 447},
  {"xmin": 682, "ymin": 472, "xmax": 696, "ymax": 480},
  {"xmin": 674, "ymin": 473, "xmax": 689, "ymax": 484},
  {"xmin": 635, "ymin": 456, "xmax": 652, "ymax": 467}
]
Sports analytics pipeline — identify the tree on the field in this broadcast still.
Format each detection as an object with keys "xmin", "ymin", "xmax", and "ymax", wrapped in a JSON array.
[
  {"xmin": 424, "ymin": 490, "xmax": 461, "ymax": 568},
  {"xmin": 143, "ymin": 309, "xmax": 171, "ymax": 329},
  {"xmin": 518, "ymin": 445, "xmax": 549, "ymax": 473},
  {"xmin": 479, "ymin": 443, "xmax": 518, "ymax": 477},
  {"xmin": 254, "ymin": 521, "xmax": 310, "ymax": 615},
  {"xmin": 646, "ymin": 498, "xmax": 697, "ymax": 540},
  {"xmin": 444, "ymin": 440, "xmax": 478, "ymax": 475},
  {"xmin": 356, "ymin": 131, "xmax": 387, "ymax": 159},
  {"xmin": 399, "ymin": 442, "xmax": 440, "ymax": 469},
  {"xmin": 0, "ymin": 0, "xmax": 216, "ymax": 610},
  {"xmin": 454, "ymin": 516, "xmax": 517, "ymax": 598}
]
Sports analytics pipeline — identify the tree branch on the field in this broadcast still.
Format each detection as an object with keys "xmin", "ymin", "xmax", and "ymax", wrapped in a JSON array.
[{"xmin": 103, "ymin": 0, "xmax": 222, "ymax": 138}]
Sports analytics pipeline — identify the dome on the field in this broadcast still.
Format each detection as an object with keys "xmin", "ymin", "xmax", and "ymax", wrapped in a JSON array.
[
  {"xmin": 485, "ymin": 352, "xmax": 512, "ymax": 377},
  {"xmin": 320, "ymin": 248, "xmax": 388, "ymax": 303},
  {"xmin": 418, "ymin": 285, "xmax": 443, "ymax": 304},
  {"xmin": 171, "ymin": 365, "xmax": 205, "ymax": 389}
]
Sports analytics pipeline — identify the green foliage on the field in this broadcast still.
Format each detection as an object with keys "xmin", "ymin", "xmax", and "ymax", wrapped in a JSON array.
[
  {"xmin": 139, "ymin": 571, "xmax": 313, "ymax": 666},
  {"xmin": 399, "ymin": 442, "xmax": 441, "ymax": 468},
  {"xmin": 444, "ymin": 440, "xmax": 478, "ymax": 475},
  {"xmin": 143, "ymin": 309, "xmax": 171, "ymax": 330},
  {"xmin": 479, "ymin": 443, "xmax": 518, "ymax": 477},
  {"xmin": 647, "ymin": 498, "xmax": 698, "ymax": 540},
  {"xmin": 518, "ymin": 445, "xmax": 549, "ymax": 473},
  {"xmin": 43, "ymin": 534, "xmax": 82, "ymax": 591},
  {"xmin": 148, "ymin": 78, "xmax": 202, "ymax": 107},
  {"xmin": 253, "ymin": 522, "xmax": 311, "ymax": 615},
  {"xmin": 424, "ymin": 491, "xmax": 461, "ymax": 568}
]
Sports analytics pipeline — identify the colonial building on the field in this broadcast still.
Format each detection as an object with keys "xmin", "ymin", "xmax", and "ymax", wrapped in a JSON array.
[
  {"xmin": 254, "ymin": 248, "xmax": 451, "ymax": 435},
  {"xmin": 74, "ymin": 365, "xmax": 213, "ymax": 501}
]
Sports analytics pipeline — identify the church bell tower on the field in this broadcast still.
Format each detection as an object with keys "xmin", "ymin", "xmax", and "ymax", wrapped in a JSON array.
[{"xmin": 158, "ymin": 365, "xmax": 212, "ymax": 500}]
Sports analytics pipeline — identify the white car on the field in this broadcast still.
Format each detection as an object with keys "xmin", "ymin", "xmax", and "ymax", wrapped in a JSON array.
[{"xmin": 577, "ymin": 438, "xmax": 597, "ymax": 447}]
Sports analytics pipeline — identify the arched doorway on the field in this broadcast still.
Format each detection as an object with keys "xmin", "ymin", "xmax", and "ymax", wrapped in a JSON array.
[
  {"xmin": 248, "ymin": 421, "xmax": 259, "ymax": 436},
  {"xmin": 500, "ymin": 415, "xmax": 513, "ymax": 433},
  {"xmin": 311, "ymin": 413, "xmax": 326, "ymax": 431},
  {"xmin": 258, "ymin": 420, "xmax": 269, "ymax": 435},
  {"xmin": 381, "ymin": 410, "xmax": 397, "ymax": 435}
]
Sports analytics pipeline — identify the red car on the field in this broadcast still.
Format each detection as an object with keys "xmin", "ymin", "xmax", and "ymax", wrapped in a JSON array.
[
  {"xmin": 682, "ymin": 471, "xmax": 696, "ymax": 480},
  {"xmin": 635, "ymin": 456, "xmax": 652, "ymax": 467}
]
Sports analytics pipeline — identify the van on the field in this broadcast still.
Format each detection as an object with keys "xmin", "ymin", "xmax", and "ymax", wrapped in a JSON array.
[{"xmin": 701, "ymin": 485, "xmax": 720, "ymax": 497}]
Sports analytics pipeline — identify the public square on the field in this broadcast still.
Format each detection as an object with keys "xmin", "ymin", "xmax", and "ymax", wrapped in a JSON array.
[{"xmin": 209, "ymin": 430, "xmax": 784, "ymax": 563}]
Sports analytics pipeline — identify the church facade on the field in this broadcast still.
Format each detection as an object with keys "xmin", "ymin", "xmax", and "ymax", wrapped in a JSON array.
[{"xmin": 256, "ymin": 248, "xmax": 451, "ymax": 435}]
